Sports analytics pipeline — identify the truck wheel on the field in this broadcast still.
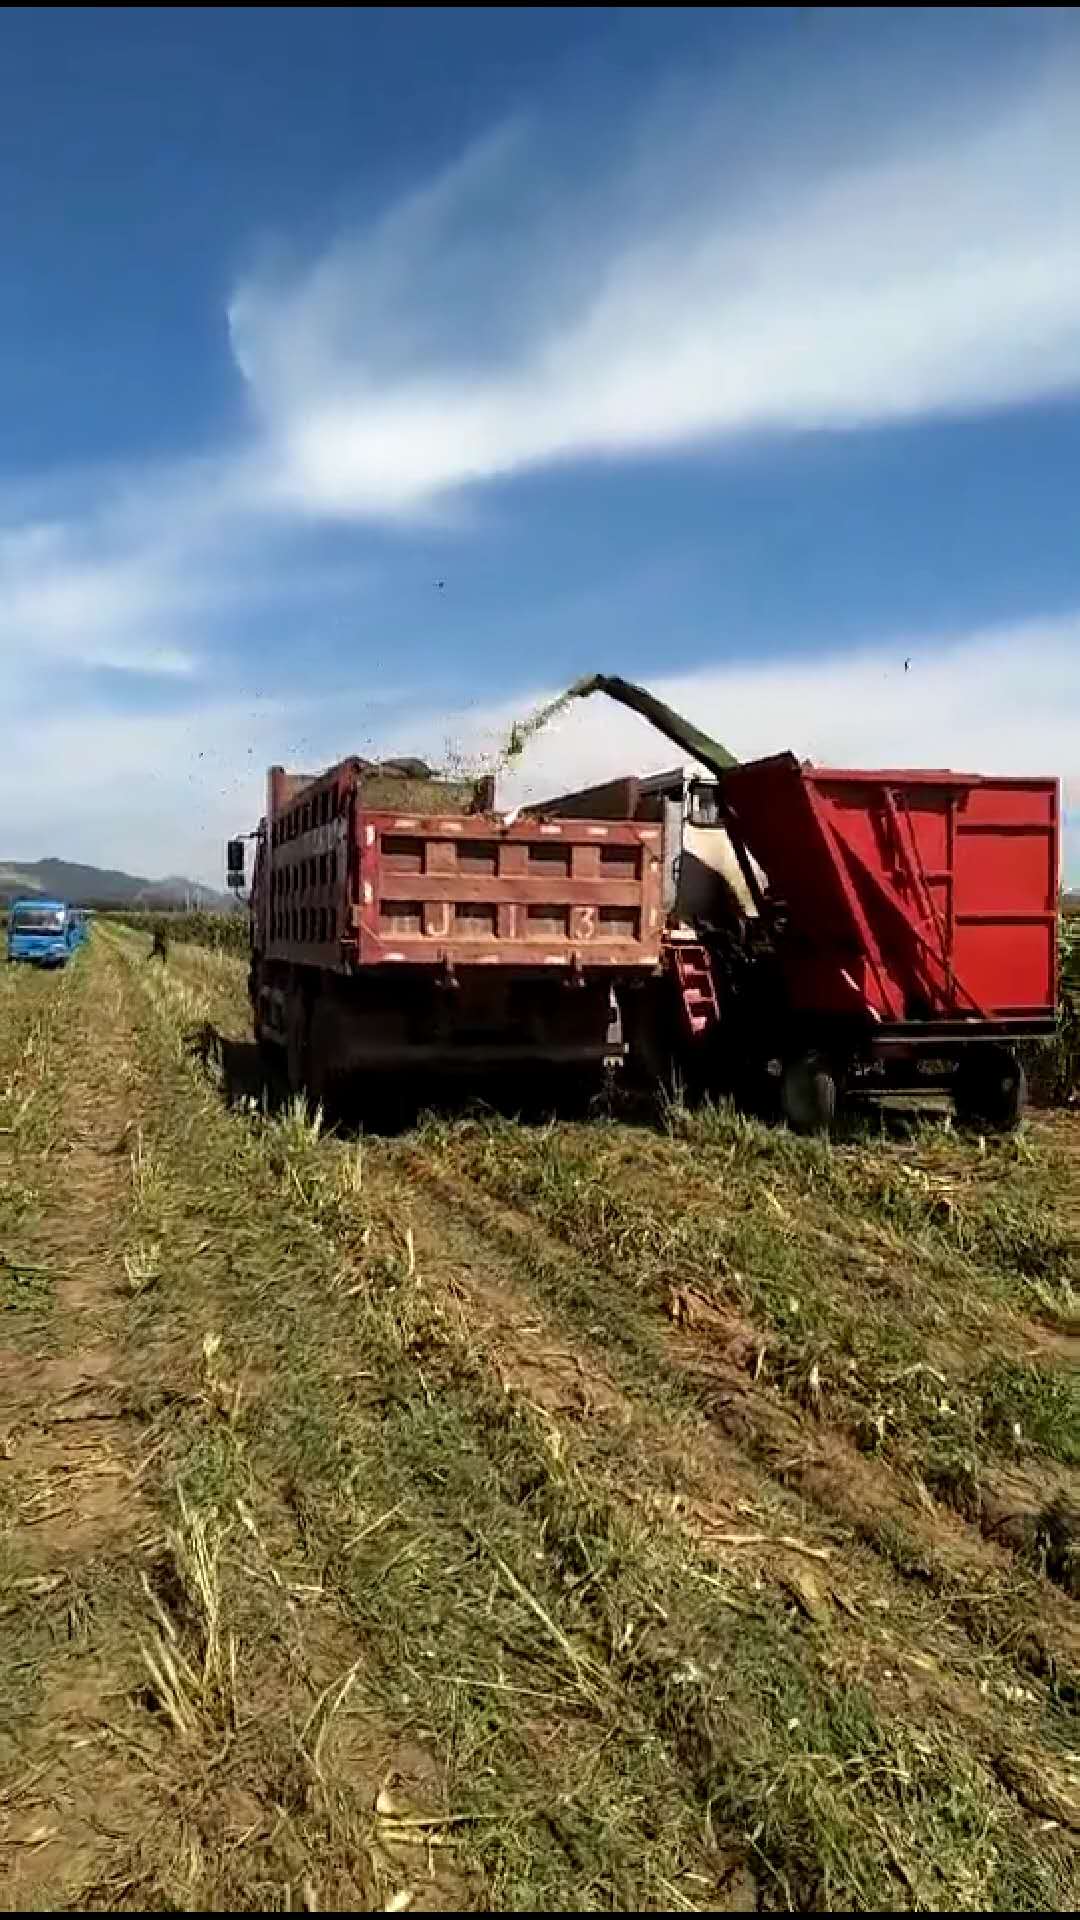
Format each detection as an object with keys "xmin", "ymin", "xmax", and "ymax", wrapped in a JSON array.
[
  {"xmin": 954, "ymin": 1047, "xmax": 1027, "ymax": 1131},
  {"xmin": 285, "ymin": 995, "xmax": 309, "ymax": 1097},
  {"xmin": 781, "ymin": 1051, "xmax": 837, "ymax": 1135},
  {"xmin": 307, "ymin": 1000, "xmax": 341, "ymax": 1120}
]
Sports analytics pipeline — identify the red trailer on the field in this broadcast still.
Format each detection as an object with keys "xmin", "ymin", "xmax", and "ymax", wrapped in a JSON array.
[
  {"xmin": 566, "ymin": 677, "xmax": 1060, "ymax": 1131},
  {"xmin": 719, "ymin": 755, "xmax": 1059, "ymax": 1128}
]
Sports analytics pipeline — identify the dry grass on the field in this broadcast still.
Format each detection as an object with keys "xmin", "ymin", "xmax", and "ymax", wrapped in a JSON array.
[{"xmin": 2, "ymin": 930, "xmax": 1078, "ymax": 1911}]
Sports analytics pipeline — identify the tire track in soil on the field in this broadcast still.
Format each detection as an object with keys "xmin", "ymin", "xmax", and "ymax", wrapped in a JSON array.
[
  {"xmin": 103, "ymin": 950, "xmax": 1080, "ymax": 1883},
  {"xmin": 398, "ymin": 1156, "xmax": 1080, "ymax": 1687},
  {"xmin": 0, "ymin": 943, "xmax": 157, "ymax": 1911},
  {"xmin": 370, "ymin": 1161, "xmax": 1080, "ymax": 1789}
]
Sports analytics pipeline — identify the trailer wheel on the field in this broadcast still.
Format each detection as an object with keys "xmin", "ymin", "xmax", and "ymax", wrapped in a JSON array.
[
  {"xmin": 781, "ymin": 1051, "xmax": 837, "ymax": 1135},
  {"xmin": 953, "ymin": 1047, "xmax": 1027, "ymax": 1132}
]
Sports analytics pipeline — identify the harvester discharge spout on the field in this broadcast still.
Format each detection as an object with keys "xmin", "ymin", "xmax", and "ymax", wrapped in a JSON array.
[{"xmin": 567, "ymin": 674, "xmax": 739, "ymax": 780}]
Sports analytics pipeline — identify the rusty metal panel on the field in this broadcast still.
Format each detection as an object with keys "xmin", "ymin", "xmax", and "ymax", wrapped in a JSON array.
[
  {"xmin": 263, "ymin": 761, "xmax": 356, "ymax": 972},
  {"xmin": 529, "ymin": 775, "xmax": 642, "ymax": 821},
  {"xmin": 355, "ymin": 811, "xmax": 663, "ymax": 971},
  {"xmin": 258, "ymin": 761, "xmax": 664, "ymax": 974}
]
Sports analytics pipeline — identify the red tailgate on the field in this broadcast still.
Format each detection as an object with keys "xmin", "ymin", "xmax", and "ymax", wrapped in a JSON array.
[{"xmin": 355, "ymin": 810, "xmax": 664, "ymax": 970}]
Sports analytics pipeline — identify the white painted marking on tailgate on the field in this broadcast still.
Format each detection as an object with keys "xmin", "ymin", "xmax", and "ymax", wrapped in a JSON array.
[
  {"xmin": 641, "ymin": 830, "xmax": 660, "ymax": 843},
  {"xmin": 543, "ymin": 955, "xmax": 565, "ymax": 965},
  {"xmin": 363, "ymin": 881, "xmax": 373, "ymax": 905},
  {"xmin": 439, "ymin": 820, "xmax": 464, "ymax": 833},
  {"xmin": 586, "ymin": 826, "xmax": 610, "ymax": 837},
  {"xmin": 385, "ymin": 951, "xmax": 406, "ymax": 961},
  {"xmin": 393, "ymin": 817, "xmax": 414, "ymax": 828},
  {"xmin": 365, "ymin": 825, "xmax": 376, "ymax": 846},
  {"xmin": 539, "ymin": 824, "xmax": 563, "ymax": 836}
]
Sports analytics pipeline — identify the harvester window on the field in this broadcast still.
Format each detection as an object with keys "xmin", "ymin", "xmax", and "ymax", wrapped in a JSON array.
[{"xmin": 688, "ymin": 783, "xmax": 722, "ymax": 827}]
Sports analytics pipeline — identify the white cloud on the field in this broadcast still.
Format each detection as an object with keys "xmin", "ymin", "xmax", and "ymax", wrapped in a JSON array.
[
  {"xmin": 3, "ymin": 27, "xmax": 1080, "ymax": 888},
  {"xmin": 2, "ymin": 608, "xmax": 1074, "ymax": 886},
  {"xmin": 443, "ymin": 612, "xmax": 1080, "ymax": 873},
  {"xmin": 228, "ymin": 56, "xmax": 1080, "ymax": 517},
  {"xmin": 0, "ymin": 697, "xmax": 292, "ymax": 881},
  {"xmin": 0, "ymin": 520, "xmax": 197, "ymax": 675}
]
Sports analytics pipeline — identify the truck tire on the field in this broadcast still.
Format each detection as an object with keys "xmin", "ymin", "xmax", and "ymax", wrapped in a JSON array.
[
  {"xmin": 954, "ymin": 1047, "xmax": 1026, "ymax": 1132},
  {"xmin": 286, "ymin": 994, "xmax": 309, "ymax": 1098},
  {"xmin": 307, "ymin": 999, "xmax": 341, "ymax": 1120},
  {"xmin": 781, "ymin": 1050, "xmax": 837, "ymax": 1135}
]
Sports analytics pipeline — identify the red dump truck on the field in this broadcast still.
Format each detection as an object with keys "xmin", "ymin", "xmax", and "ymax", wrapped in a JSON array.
[{"xmin": 229, "ymin": 756, "xmax": 665, "ymax": 1103}]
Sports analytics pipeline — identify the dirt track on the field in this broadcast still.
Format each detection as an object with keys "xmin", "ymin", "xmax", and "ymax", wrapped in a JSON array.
[{"xmin": 1, "ymin": 931, "xmax": 1078, "ymax": 1911}]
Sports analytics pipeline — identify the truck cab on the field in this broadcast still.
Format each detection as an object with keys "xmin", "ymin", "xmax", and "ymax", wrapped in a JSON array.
[{"xmin": 6, "ymin": 898, "xmax": 78, "ymax": 968}]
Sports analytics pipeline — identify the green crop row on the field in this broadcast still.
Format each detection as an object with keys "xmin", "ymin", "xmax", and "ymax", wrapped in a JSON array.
[{"xmin": 103, "ymin": 909, "xmax": 250, "ymax": 953}]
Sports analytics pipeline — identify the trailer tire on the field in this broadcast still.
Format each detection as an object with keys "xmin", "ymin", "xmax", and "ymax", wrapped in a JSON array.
[
  {"xmin": 954, "ymin": 1047, "xmax": 1027, "ymax": 1132},
  {"xmin": 781, "ymin": 1051, "xmax": 837, "ymax": 1135}
]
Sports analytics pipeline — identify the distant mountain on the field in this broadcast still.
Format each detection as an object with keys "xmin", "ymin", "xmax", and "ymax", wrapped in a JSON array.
[{"xmin": 0, "ymin": 858, "xmax": 234, "ymax": 912}]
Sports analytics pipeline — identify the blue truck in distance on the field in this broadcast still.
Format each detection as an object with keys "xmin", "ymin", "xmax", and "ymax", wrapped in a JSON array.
[{"xmin": 6, "ymin": 898, "xmax": 82, "ymax": 967}]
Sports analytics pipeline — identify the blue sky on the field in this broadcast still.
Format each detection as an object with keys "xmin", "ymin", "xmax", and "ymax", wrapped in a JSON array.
[{"xmin": 1, "ymin": 6, "xmax": 1078, "ymax": 882}]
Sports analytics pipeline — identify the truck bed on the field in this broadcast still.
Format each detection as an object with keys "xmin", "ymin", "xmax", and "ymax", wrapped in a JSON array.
[{"xmin": 257, "ymin": 762, "xmax": 664, "ymax": 975}]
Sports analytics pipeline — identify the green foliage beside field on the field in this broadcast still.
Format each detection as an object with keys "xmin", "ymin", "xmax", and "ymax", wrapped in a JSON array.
[{"xmin": 103, "ymin": 908, "xmax": 250, "ymax": 953}]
